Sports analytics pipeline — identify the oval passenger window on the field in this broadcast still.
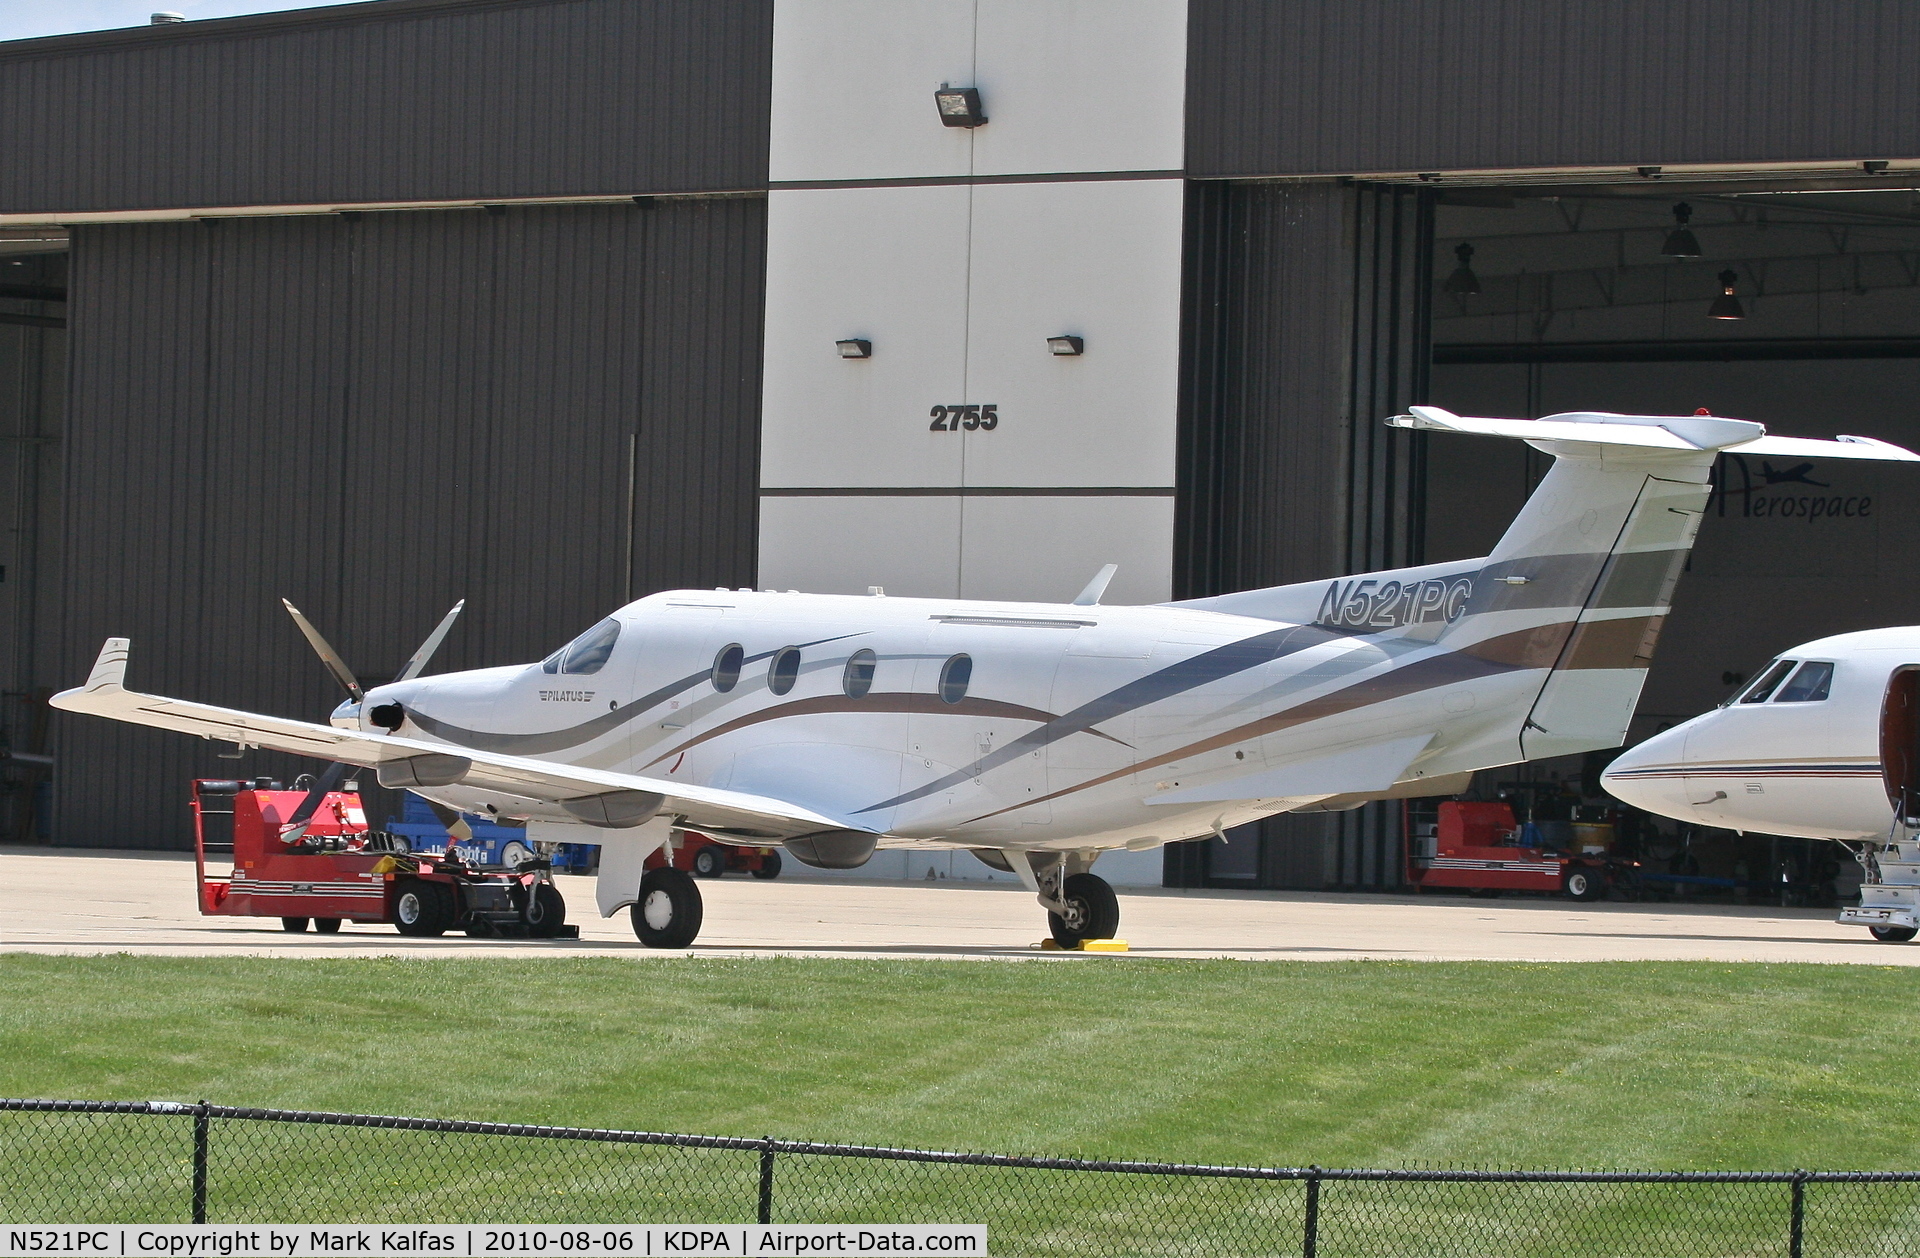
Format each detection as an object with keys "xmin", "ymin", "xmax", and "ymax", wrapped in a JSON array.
[
  {"xmin": 843, "ymin": 648, "xmax": 877, "ymax": 699},
  {"xmin": 939, "ymin": 653, "xmax": 971, "ymax": 704},
  {"xmin": 769, "ymin": 646, "xmax": 801, "ymax": 696},
  {"xmin": 711, "ymin": 643, "xmax": 743, "ymax": 692},
  {"xmin": 560, "ymin": 618, "xmax": 621, "ymax": 675}
]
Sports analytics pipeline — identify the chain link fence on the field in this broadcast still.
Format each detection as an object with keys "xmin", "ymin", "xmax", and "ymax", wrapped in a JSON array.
[{"xmin": 3, "ymin": 1099, "xmax": 1918, "ymax": 1256}]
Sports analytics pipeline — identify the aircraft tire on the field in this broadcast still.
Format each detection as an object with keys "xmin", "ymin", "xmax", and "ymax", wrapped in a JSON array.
[
  {"xmin": 1565, "ymin": 869, "xmax": 1608, "ymax": 901},
  {"xmin": 1870, "ymin": 925, "xmax": 1918, "ymax": 942},
  {"xmin": 1048, "ymin": 873, "xmax": 1120, "ymax": 947},
  {"xmin": 692, "ymin": 846, "xmax": 727, "ymax": 879},
  {"xmin": 280, "ymin": 917, "xmax": 310, "ymax": 933},
  {"xmin": 526, "ymin": 883, "xmax": 568, "ymax": 937},
  {"xmin": 752, "ymin": 851, "xmax": 783, "ymax": 880},
  {"xmin": 632, "ymin": 868, "xmax": 704, "ymax": 949},
  {"xmin": 394, "ymin": 880, "xmax": 454, "ymax": 937},
  {"xmin": 312, "ymin": 918, "xmax": 342, "ymax": 934}
]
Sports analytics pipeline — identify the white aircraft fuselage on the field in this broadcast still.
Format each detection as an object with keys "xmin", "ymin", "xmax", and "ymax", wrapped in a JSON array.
[
  {"xmin": 1604, "ymin": 626, "xmax": 1920, "ymax": 842},
  {"xmin": 361, "ymin": 585, "xmax": 1516, "ymax": 855}
]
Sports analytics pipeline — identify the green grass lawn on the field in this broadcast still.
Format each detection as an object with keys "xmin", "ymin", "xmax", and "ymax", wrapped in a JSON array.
[
  {"xmin": 6, "ymin": 956, "xmax": 1920, "ymax": 1250},
  {"xmin": 1, "ymin": 954, "xmax": 1916, "ymax": 1171}
]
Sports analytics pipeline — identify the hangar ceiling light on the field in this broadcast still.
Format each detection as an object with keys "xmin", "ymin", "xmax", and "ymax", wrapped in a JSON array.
[
  {"xmin": 1661, "ymin": 203, "xmax": 1702, "ymax": 258},
  {"xmin": 836, "ymin": 339, "xmax": 872, "ymax": 359},
  {"xmin": 1708, "ymin": 270, "xmax": 1746, "ymax": 320},
  {"xmin": 1442, "ymin": 242, "xmax": 1481, "ymax": 296},
  {"xmin": 934, "ymin": 85, "xmax": 987, "ymax": 128}
]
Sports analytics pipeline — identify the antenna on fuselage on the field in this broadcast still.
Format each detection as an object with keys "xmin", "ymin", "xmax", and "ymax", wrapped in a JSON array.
[{"xmin": 1072, "ymin": 564, "xmax": 1119, "ymax": 607}]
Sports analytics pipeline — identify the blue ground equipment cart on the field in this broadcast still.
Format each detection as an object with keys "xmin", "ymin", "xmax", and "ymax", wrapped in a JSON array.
[{"xmin": 385, "ymin": 795, "xmax": 597, "ymax": 872}]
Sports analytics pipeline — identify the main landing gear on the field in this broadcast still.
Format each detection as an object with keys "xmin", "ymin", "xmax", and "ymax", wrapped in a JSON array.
[
  {"xmin": 630, "ymin": 866, "xmax": 704, "ymax": 949},
  {"xmin": 1049, "ymin": 872, "xmax": 1120, "ymax": 948},
  {"xmin": 996, "ymin": 850, "xmax": 1120, "ymax": 947}
]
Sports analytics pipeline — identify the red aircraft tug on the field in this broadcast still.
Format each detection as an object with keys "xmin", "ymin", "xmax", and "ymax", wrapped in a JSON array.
[
  {"xmin": 1405, "ymin": 799, "xmax": 1631, "ymax": 900},
  {"xmin": 191, "ymin": 778, "xmax": 577, "ymax": 938}
]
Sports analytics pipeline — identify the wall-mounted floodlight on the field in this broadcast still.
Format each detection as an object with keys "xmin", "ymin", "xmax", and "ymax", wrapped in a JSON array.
[
  {"xmin": 836, "ymin": 339, "xmax": 872, "ymax": 359},
  {"xmin": 935, "ymin": 85, "xmax": 987, "ymax": 128},
  {"xmin": 1047, "ymin": 335, "xmax": 1084, "ymax": 356}
]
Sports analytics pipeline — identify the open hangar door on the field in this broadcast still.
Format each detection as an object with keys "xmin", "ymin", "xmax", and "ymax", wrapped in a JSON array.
[
  {"xmin": 0, "ymin": 229, "xmax": 64, "ymax": 844},
  {"xmin": 1424, "ymin": 174, "xmax": 1920, "ymax": 904}
]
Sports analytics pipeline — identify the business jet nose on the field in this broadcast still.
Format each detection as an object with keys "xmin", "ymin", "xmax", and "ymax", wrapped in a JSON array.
[{"xmin": 1601, "ymin": 722, "xmax": 1702, "ymax": 821}]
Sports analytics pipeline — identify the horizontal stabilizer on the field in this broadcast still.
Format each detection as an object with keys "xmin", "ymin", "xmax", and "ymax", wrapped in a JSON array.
[
  {"xmin": 1145, "ymin": 734, "xmax": 1433, "ymax": 806},
  {"xmin": 1392, "ymin": 406, "xmax": 1920, "ymax": 461}
]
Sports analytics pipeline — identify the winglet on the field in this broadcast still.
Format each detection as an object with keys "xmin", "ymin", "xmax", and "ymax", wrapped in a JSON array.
[{"xmin": 82, "ymin": 638, "xmax": 130, "ymax": 694}]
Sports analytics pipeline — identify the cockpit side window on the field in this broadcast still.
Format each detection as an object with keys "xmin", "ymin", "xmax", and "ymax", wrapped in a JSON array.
[
  {"xmin": 541, "ymin": 649, "xmax": 564, "ymax": 675},
  {"xmin": 1774, "ymin": 660, "xmax": 1834, "ymax": 703},
  {"xmin": 558, "ymin": 618, "xmax": 622, "ymax": 675},
  {"xmin": 1738, "ymin": 658, "xmax": 1797, "ymax": 704}
]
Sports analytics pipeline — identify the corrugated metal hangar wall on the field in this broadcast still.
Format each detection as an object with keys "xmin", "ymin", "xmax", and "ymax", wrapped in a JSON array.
[
  {"xmin": 3, "ymin": 0, "xmax": 1920, "ymax": 875},
  {"xmin": 59, "ymin": 200, "xmax": 766, "ymax": 847}
]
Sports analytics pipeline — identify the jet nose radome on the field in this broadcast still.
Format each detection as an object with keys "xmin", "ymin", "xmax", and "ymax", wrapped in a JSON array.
[{"xmin": 1601, "ymin": 721, "xmax": 1702, "ymax": 822}]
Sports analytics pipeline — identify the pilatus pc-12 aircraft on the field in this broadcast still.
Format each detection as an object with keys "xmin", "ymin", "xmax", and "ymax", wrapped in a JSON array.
[
  {"xmin": 1605, "ymin": 626, "xmax": 1920, "ymax": 944},
  {"xmin": 54, "ymin": 409, "xmax": 1917, "ymax": 948}
]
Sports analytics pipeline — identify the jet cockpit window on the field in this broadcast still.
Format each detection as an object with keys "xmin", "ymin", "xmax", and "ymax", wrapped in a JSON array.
[
  {"xmin": 769, "ymin": 646, "xmax": 801, "ymax": 696},
  {"xmin": 558, "ymin": 618, "xmax": 622, "ymax": 675},
  {"xmin": 1775, "ymin": 660, "xmax": 1834, "ymax": 703},
  {"xmin": 939, "ymin": 653, "xmax": 972, "ymax": 704},
  {"xmin": 1738, "ymin": 659, "xmax": 1797, "ymax": 704},
  {"xmin": 540, "ymin": 649, "xmax": 564, "ymax": 674},
  {"xmin": 843, "ymin": 648, "xmax": 876, "ymax": 699}
]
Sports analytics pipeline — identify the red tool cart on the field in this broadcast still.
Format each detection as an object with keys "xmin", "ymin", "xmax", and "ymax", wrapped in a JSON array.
[
  {"xmin": 191, "ymin": 778, "xmax": 577, "ymax": 938},
  {"xmin": 1404, "ymin": 799, "xmax": 1628, "ymax": 900},
  {"xmin": 648, "ymin": 829, "xmax": 783, "ymax": 880}
]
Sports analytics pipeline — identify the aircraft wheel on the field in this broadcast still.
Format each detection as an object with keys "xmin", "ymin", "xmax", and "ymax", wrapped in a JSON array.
[
  {"xmin": 1870, "ymin": 925, "xmax": 1918, "ymax": 942},
  {"xmin": 394, "ymin": 880, "xmax": 454, "ymax": 937},
  {"xmin": 631, "ymin": 868, "xmax": 704, "ymax": 948},
  {"xmin": 312, "ymin": 918, "xmax": 342, "ymax": 934},
  {"xmin": 692, "ymin": 846, "xmax": 727, "ymax": 879},
  {"xmin": 752, "ymin": 851, "xmax": 783, "ymax": 880},
  {"xmin": 1048, "ymin": 872, "xmax": 1120, "ymax": 948},
  {"xmin": 280, "ymin": 917, "xmax": 310, "ymax": 933},
  {"xmin": 1565, "ymin": 868, "xmax": 1608, "ymax": 901},
  {"xmin": 525, "ymin": 883, "xmax": 568, "ymax": 937},
  {"xmin": 500, "ymin": 839, "xmax": 535, "ymax": 869}
]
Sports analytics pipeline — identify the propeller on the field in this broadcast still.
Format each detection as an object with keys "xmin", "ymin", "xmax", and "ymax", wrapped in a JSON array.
[{"xmin": 277, "ymin": 598, "xmax": 466, "ymax": 845}]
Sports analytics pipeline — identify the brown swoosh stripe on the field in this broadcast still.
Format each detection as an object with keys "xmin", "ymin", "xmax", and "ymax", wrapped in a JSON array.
[
  {"xmin": 957, "ymin": 623, "xmax": 1573, "ymax": 825},
  {"xmin": 642, "ymin": 692, "xmax": 1127, "ymax": 769}
]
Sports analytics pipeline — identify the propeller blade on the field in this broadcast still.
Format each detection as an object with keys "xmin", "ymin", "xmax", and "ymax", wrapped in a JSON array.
[
  {"xmin": 394, "ymin": 599, "xmax": 466, "ymax": 683},
  {"xmin": 281, "ymin": 599, "xmax": 364, "ymax": 703},
  {"xmin": 280, "ymin": 761, "xmax": 349, "ymax": 845}
]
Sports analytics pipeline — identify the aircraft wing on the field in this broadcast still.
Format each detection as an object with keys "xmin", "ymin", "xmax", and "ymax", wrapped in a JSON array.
[{"xmin": 51, "ymin": 639, "xmax": 868, "ymax": 840}]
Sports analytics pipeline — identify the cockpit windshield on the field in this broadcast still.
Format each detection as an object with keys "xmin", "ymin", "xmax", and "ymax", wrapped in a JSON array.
[
  {"xmin": 540, "ymin": 618, "xmax": 622, "ymax": 675},
  {"xmin": 1737, "ymin": 658, "xmax": 1796, "ymax": 704},
  {"xmin": 1774, "ymin": 660, "xmax": 1834, "ymax": 703}
]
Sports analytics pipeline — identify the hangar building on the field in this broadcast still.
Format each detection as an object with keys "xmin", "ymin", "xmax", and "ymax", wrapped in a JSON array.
[{"xmin": 3, "ymin": 0, "xmax": 1920, "ymax": 891}]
